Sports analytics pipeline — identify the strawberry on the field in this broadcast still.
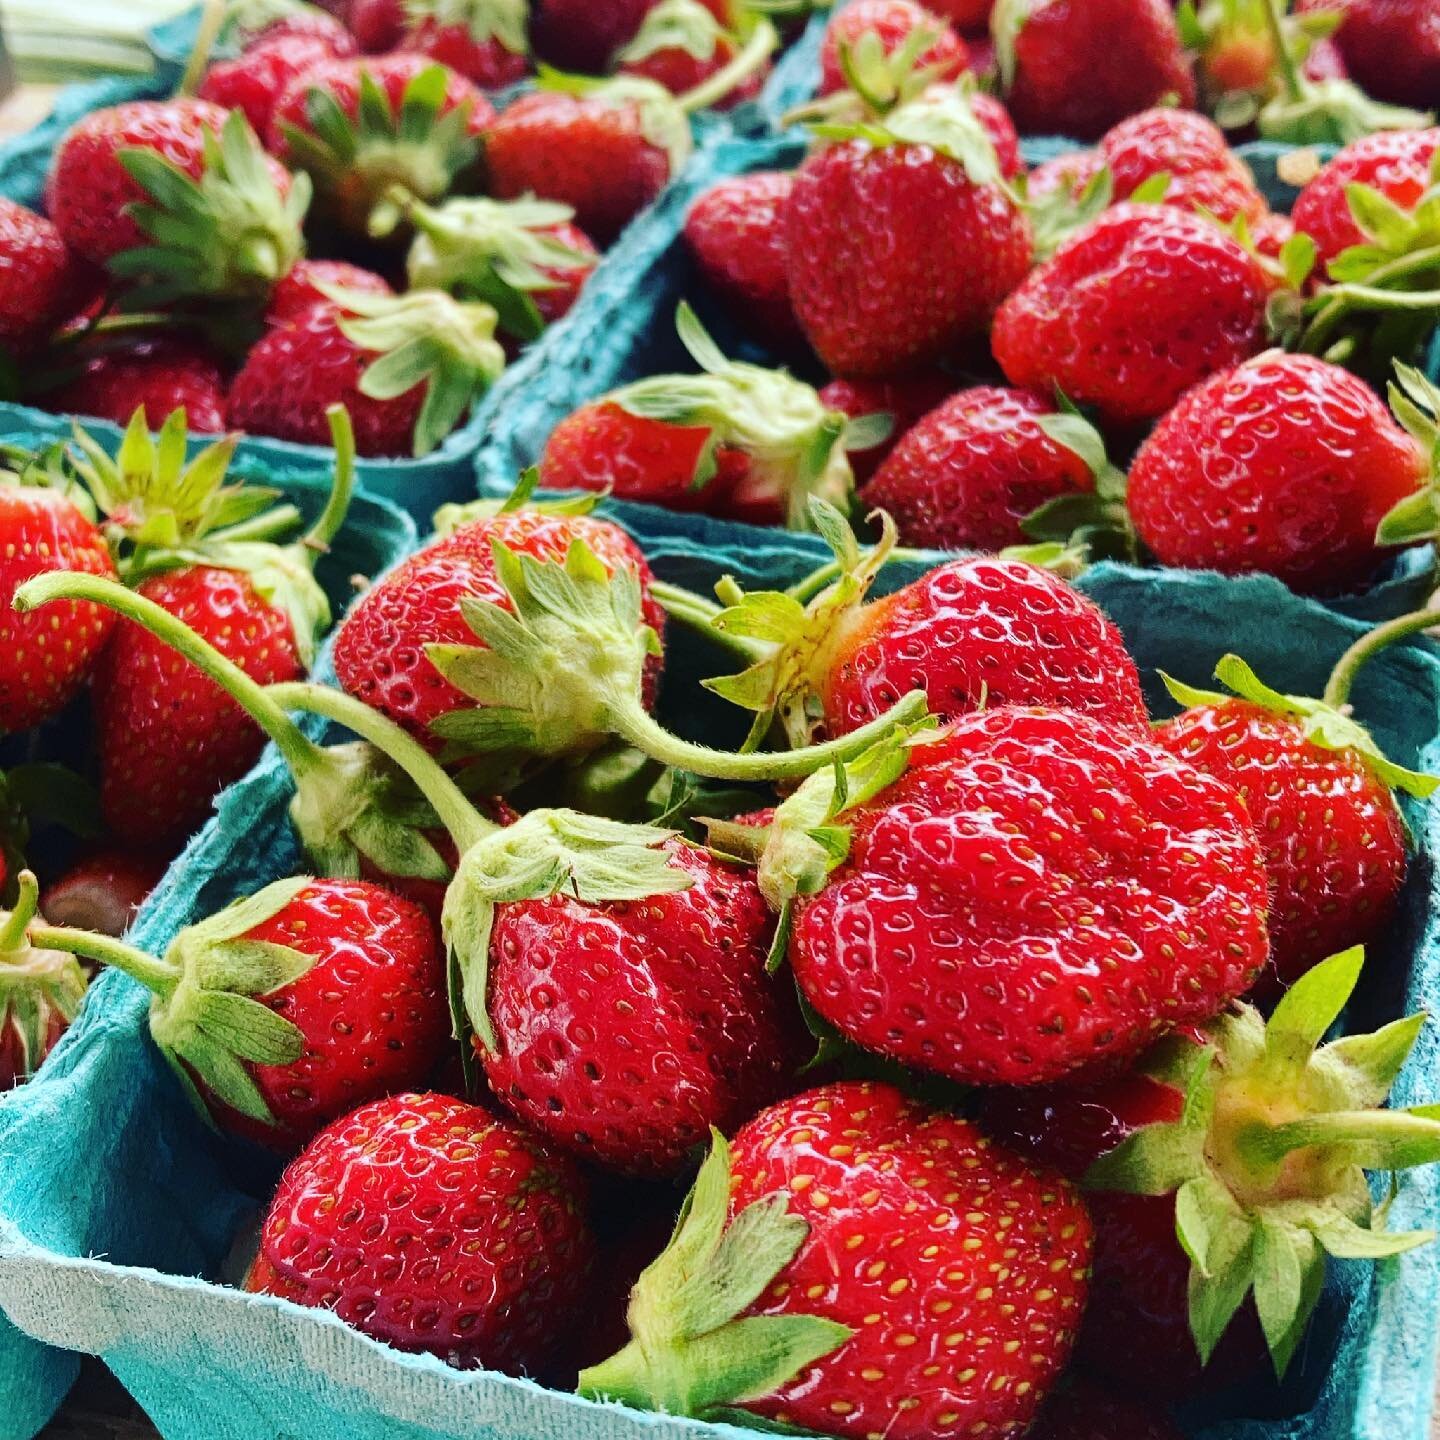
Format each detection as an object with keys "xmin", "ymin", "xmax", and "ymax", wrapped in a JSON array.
[
  {"xmin": 347, "ymin": 0, "xmax": 406, "ymax": 49},
  {"xmin": 1155, "ymin": 650, "xmax": 1433, "ymax": 993},
  {"xmin": 931, "ymin": 0, "xmax": 992, "ymax": 30},
  {"xmin": 218, "ymin": 0, "xmax": 355, "ymax": 52},
  {"xmin": 247, "ymin": 1092, "xmax": 594, "ymax": 1372},
  {"xmin": 786, "ymin": 88, "xmax": 1031, "ymax": 377},
  {"xmin": 1025, "ymin": 147, "xmax": 1102, "ymax": 201},
  {"xmin": 199, "ymin": 25, "xmax": 357, "ymax": 135},
  {"xmin": 264, "ymin": 257, "xmax": 392, "ymax": 324},
  {"xmin": 227, "ymin": 288, "xmax": 505, "ymax": 457},
  {"xmin": 34, "ymin": 876, "xmax": 447, "ymax": 1147},
  {"xmin": 1127, "ymin": 353, "xmax": 1427, "ymax": 592},
  {"xmin": 397, "ymin": 0, "xmax": 532, "ymax": 88},
  {"xmin": 818, "ymin": 371, "xmax": 954, "ymax": 483},
  {"xmin": 579, "ymin": 1082, "xmax": 1092, "ymax": 1439},
  {"xmin": 992, "ymin": 203, "xmax": 1269, "ymax": 426},
  {"xmin": 734, "ymin": 708, "xmax": 1269, "ymax": 1086},
  {"xmin": 483, "ymin": 79, "xmax": 692, "ymax": 245},
  {"xmin": 45, "ymin": 336, "xmax": 228, "ymax": 434},
  {"xmin": 0, "ymin": 872, "xmax": 86, "ymax": 1089},
  {"xmin": 40, "ymin": 849, "xmax": 166, "ymax": 939},
  {"xmin": 0, "ymin": 199, "xmax": 94, "ymax": 355},
  {"xmin": 1027, "ymin": 1382, "xmax": 1183, "ymax": 1440},
  {"xmin": 984, "ymin": 947, "xmax": 1440, "ymax": 1397},
  {"xmin": 268, "ymin": 55, "xmax": 491, "ymax": 236},
  {"xmin": 528, "ymin": 0, "xmax": 653, "ymax": 70},
  {"xmin": 992, "ymin": 0, "xmax": 1196, "ymax": 141},
  {"xmin": 859, "ymin": 384, "xmax": 1099, "ymax": 550},
  {"xmin": 463, "ymin": 821, "xmax": 798, "ymax": 1177},
  {"xmin": 615, "ymin": 0, "xmax": 770, "ymax": 108},
  {"xmin": 536, "ymin": 304, "xmax": 859, "ymax": 526},
  {"xmin": 1328, "ymin": 0, "xmax": 1440, "ymax": 110},
  {"xmin": 683, "ymin": 171, "xmax": 801, "ymax": 350},
  {"xmin": 818, "ymin": 0, "xmax": 969, "ymax": 97},
  {"xmin": 47, "ymin": 102, "xmax": 306, "ymax": 306},
  {"xmin": 0, "ymin": 481, "xmax": 116, "ymax": 733}
]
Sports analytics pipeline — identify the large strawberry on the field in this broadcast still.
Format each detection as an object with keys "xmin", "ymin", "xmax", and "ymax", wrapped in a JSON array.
[
  {"xmin": 537, "ymin": 304, "xmax": 863, "ymax": 527},
  {"xmin": 786, "ymin": 87, "xmax": 1030, "ymax": 376},
  {"xmin": 1127, "ymin": 353, "xmax": 1428, "ymax": 592},
  {"xmin": 32, "ymin": 877, "xmax": 447, "ymax": 1147},
  {"xmin": 396, "ymin": 0, "xmax": 532, "ymax": 89},
  {"xmin": 0, "ymin": 871, "xmax": 86, "ymax": 1089},
  {"xmin": 227, "ymin": 287, "xmax": 505, "ymax": 457},
  {"xmin": 579, "ymin": 1082, "xmax": 1092, "ymax": 1439},
  {"xmin": 984, "ymin": 947, "xmax": 1440, "ymax": 1397},
  {"xmin": 818, "ymin": 0, "xmax": 969, "ymax": 96},
  {"xmin": 992, "ymin": 0, "xmax": 1196, "ymax": 141},
  {"xmin": 44, "ymin": 336, "xmax": 228, "ymax": 434},
  {"xmin": 247, "ymin": 1092, "xmax": 594, "ymax": 1373},
  {"xmin": 730, "ymin": 710, "xmax": 1270, "ymax": 1086},
  {"xmin": 0, "ymin": 199, "xmax": 93, "ymax": 355},
  {"xmin": 993, "ymin": 203, "xmax": 1269, "ymax": 426}
]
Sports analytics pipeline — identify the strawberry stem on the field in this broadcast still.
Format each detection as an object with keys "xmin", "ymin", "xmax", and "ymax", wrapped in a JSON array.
[
  {"xmin": 1323, "ymin": 606, "xmax": 1440, "ymax": 707},
  {"xmin": 649, "ymin": 580, "xmax": 767, "ymax": 661},
  {"xmin": 177, "ymin": 0, "xmax": 226, "ymax": 98},
  {"xmin": 1259, "ymin": 0, "xmax": 1305, "ymax": 102},
  {"xmin": 677, "ymin": 17, "xmax": 777, "ymax": 111},
  {"xmin": 704, "ymin": 816, "xmax": 768, "ymax": 862},
  {"xmin": 28, "ymin": 923, "xmax": 179, "ymax": 995},
  {"xmin": 0, "ymin": 871, "xmax": 40, "ymax": 954},
  {"xmin": 1243, "ymin": 1107, "xmax": 1440, "ymax": 1169},
  {"xmin": 1300, "ymin": 245, "xmax": 1440, "ymax": 353},
  {"xmin": 297, "ymin": 407, "xmax": 358, "ymax": 559},
  {"xmin": 207, "ymin": 505, "xmax": 306, "ymax": 546}
]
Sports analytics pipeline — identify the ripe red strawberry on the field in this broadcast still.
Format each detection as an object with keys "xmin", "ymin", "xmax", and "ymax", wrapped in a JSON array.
[
  {"xmin": 1127, "ymin": 353, "xmax": 1426, "ymax": 592},
  {"xmin": 0, "ymin": 872, "xmax": 86, "ymax": 1089},
  {"xmin": 580, "ymin": 1082, "xmax": 1092, "ymax": 1439},
  {"xmin": 199, "ymin": 25, "xmax": 356, "ymax": 135},
  {"xmin": 756, "ymin": 707, "xmax": 1268, "ymax": 1085},
  {"xmin": 616, "ymin": 0, "xmax": 770, "ymax": 108},
  {"xmin": 264, "ymin": 257, "xmax": 392, "ymax": 324},
  {"xmin": 1025, "ymin": 147, "xmax": 1102, "ymax": 201},
  {"xmin": 40, "ymin": 848, "xmax": 167, "ymax": 938},
  {"xmin": 786, "ymin": 89, "xmax": 1031, "ymax": 377},
  {"xmin": 0, "ymin": 199, "xmax": 94, "ymax": 354},
  {"xmin": 45, "ymin": 336, "xmax": 228, "ymax": 434},
  {"xmin": 993, "ymin": 0, "xmax": 1196, "ymax": 141},
  {"xmin": 683, "ymin": 171, "xmax": 800, "ymax": 349},
  {"xmin": 483, "ymin": 80, "xmax": 692, "ymax": 244},
  {"xmin": 269, "ymin": 55, "xmax": 492, "ymax": 235},
  {"xmin": 347, "ymin": 0, "xmax": 405, "ymax": 49},
  {"xmin": 818, "ymin": 371, "xmax": 954, "ymax": 483},
  {"xmin": 1027, "ymin": 1381, "xmax": 1184, "ymax": 1440},
  {"xmin": 818, "ymin": 0, "xmax": 969, "ymax": 97},
  {"xmin": 334, "ymin": 507, "xmax": 667, "ymax": 745},
  {"xmin": 0, "ymin": 485, "xmax": 116, "ymax": 732},
  {"xmin": 220, "ymin": 2, "xmax": 355, "ymax": 52},
  {"xmin": 993, "ymin": 203, "xmax": 1269, "ymax": 426},
  {"xmin": 1328, "ymin": 0, "xmax": 1440, "ymax": 109},
  {"xmin": 860, "ymin": 385, "xmax": 1096, "ymax": 549},
  {"xmin": 398, "ymin": 0, "xmax": 532, "ymax": 88},
  {"xmin": 528, "ymin": 0, "xmax": 652, "ymax": 70},
  {"xmin": 228, "ymin": 289, "xmax": 504, "ymax": 457},
  {"xmin": 1155, "ymin": 652, "xmax": 1428, "ymax": 992},
  {"xmin": 248, "ymin": 1092, "xmax": 594, "ymax": 1372},
  {"xmin": 931, "ymin": 0, "xmax": 992, "ymax": 30}
]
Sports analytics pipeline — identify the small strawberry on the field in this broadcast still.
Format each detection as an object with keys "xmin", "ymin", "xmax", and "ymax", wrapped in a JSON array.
[
  {"xmin": 40, "ymin": 848, "xmax": 167, "ymax": 938},
  {"xmin": 786, "ymin": 87, "xmax": 1031, "ymax": 377},
  {"xmin": 537, "ymin": 304, "xmax": 861, "ymax": 527},
  {"xmin": 1127, "ymin": 353, "xmax": 1427, "ymax": 592},
  {"xmin": 0, "ymin": 871, "xmax": 86, "ymax": 1089},
  {"xmin": 818, "ymin": 0, "xmax": 969, "ymax": 97},
  {"xmin": 264, "ymin": 257, "xmax": 392, "ymax": 324},
  {"xmin": 579, "ymin": 1082, "xmax": 1092, "ymax": 1439},
  {"xmin": 397, "ymin": 0, "xmax": 532, "ymax": 89},
  {"xmin": 0, "ymin": 479, "xmax": 116, "ymax": 733},
  {"xmin": 1328, "ymin": 0, "xmax": 1440, "ymax": 110},
  {"xmin": 992, "ymin": 0, "xmax": 1196, "ymax": 141},
  {"xmin": 269, "ymin": 55, "xmax": 492, "ymax": 236},
  {"xmin": 199, "ymin": 19, "xmax": 357, "ymax": 135},
  {"xmin": 0, "ymin": 199, "xmax": 94, "ymax": 355},
  {"xmin": 33, "ymin": 876, "xmax": 447, "ymax": 1148},
  {"xmin": 248, "ymin": 1092, "xmax": 594, "ymax": 1372},
  {"xmin": 44, "ymin": 336, "xmax": 229, "ymax": 434},
  {"xmin": 993, "ymin": 203, "xmax": 1270, "ymax": 426},
  {"xmin": 818, "ymin": 371, "xmax": 954, "ymax": 483},
  {"xmin": 227, "ymin": 287, "xmax": 505, "ymax": 457},
  {"xmin": 1027, "ymin": 1381, "xmax": 1184, "ymax": 1440},
  {"xmin": 683, "ymin": 171, "xmax": 801, "ymax": 350},
  {"xmin": 615, "ymin": 0, "xmax": 771, "ymax": 108}
]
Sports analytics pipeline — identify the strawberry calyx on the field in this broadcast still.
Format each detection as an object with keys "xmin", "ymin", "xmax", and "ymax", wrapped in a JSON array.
[
  {"xmin": 216, "ymin": 0, "xmax": 337, "ymax": 51},
  {"xmin": 1160, "ymin": 652, "xmax": 1438, "ymax": 801},
  {"xmin": 112, "ymin": 111, "xmax": 311, "ymax": 307},
  {"xmin": 1086, "ymin": 946, "xmax": 1440, "ymax": 1377},
  {"xmin": 578, "ymin": 1128, "xmax": 853, "ymax": 1419},
  {"xmin": 405, "ymin": 0, "xmax": 530, "ymax": 57},
  {"xmin": 29, "ymin": 875, "xmax": 318, "ymax": 1127},
  {"xmin": 534, "ymin": 69, "xmax": 697, "ymax": 159},
  {"xmin": 0, "ymin": 871, "xmax": 87, "ymax": 1086},
  {"xmin": 617, "ymin": 0, "xmax": 738, "ymax": 67},
  {"xmin": 391, "ymin": 192, "xmax": 593, "ymax": 343},
  {"xmin": 1025, "ymin": 162, "xmax": 1114, "ymax": 262},
  {"xmin": 1369, "ymin": 365, "xmax": 1440, "ymax": 561},
  {"xmin": 607, "ymin": 303, "xmax": 860, "ymax": 529},
  {"xmin": 433, "ymin": 465, "xmax": 604, "ymax": 536}
]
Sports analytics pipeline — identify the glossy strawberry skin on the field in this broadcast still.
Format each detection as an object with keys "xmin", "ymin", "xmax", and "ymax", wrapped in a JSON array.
[
  {"xmin": 1156, "ymin": 699, "xmax": 1407, "ymax": 992},
  {"xmin": 992, "ymin": 204, "xmax": 1269, "ymax": 426},
  {"xmin": 348, "ymin": 0, "xmax": 405, "ymax": 51},
  {"xmin": 1331, "ymin": 0, "xmax": 1440, "ymax": 110},
  {"xmin": 264, "ymin": 258, "xmax": 393, "ymax": 325},
  {"xmin": 1027, "ymin": 1380, "xmax": 1184, "ymax": 1440},
  {"xmin": 0, "ymin": 488, "xmax": 117, "ymax": 733},
  {"xmin": 820, "ymin": 557, "xmax": 1148, "ymax": 738},
  {"xmin": 47, "ymin": 337, "xmax": 229, "ymax": 434},
  {"xmin": 818, "ymin": 371, "xmax": 955, "ymax": 484},
  {"xmin": 1001, "ymin": 0, "xmax": 1196, "ymax": 141},
  {"xmin": 818, "ymin": 0, "xmax": 969, "ymax": 97},
  {"xmin": 970, "ymin": 91, "xmax": 1023, "ymax": 177},
  {"xmin": 861, "ymin": 385, "xmax": 1092, "ymax": 550},
  {"xmin": 1291, "ymin": 128, "xmax": 1440, "ymax": 268},
  {"xmin": 403, "ymin": 17, "xmax": 531, "ymax": 89},
  {"xmin": 483, "ymin": 840, "xmax": 797, "ymax": 1178},
  {"xmin": 227, "ymin": 302, "xmax": 423, "ymax": 457},
  {"xmin": 333, "ymin": 509, "xmax": 666, "ymax": 745},
  {"xmin": 199, "ymin": 32, "xmax": 354, "ymax": 135},
  {"xmin": 248, "ymin": 1091, "xmax": 595, "ymax": 1373},
  {"xmin": 1127, "ymin": 353, "xmax": 1426, "ymax": 593},
  {"xmin": 683, "ymin": 172, "xmax": 800, "ymax": 350},
  {"xmin": 786, "ymin": 136, "xmax": 1031, "ymax": 378},
  {"xmin": 791, "ymin": 708, "xmax": 1269, "ymax": 1085},
  {"xmin": 94, "ymin": 565, "xmax": 303, "ymax": 846},
  {"xmin": 484, "ymin": 91, "xmax": 674, "ymax": 245},
  {"xmin": 0, "ymin": 199, "xmax": 94, "ymax": 353},
  {"xmin": 727, "ymin": 1081, "xmax": 1092, "ymax": 1440},
  {"xmin": 528, "ymin": 219, "xmax": 599, "ymax": 325}
]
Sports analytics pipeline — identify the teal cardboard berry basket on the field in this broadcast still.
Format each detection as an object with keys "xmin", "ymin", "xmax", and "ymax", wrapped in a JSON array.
[{"xmin": 0, "ymin": 510, "xmax": 1437, "ymax": 1440}]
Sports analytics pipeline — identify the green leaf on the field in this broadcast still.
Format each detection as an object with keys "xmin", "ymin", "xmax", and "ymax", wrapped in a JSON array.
[
  {"xmin": 179, "ymin": 876, "xmax": 313, "ymax": 949},
  {"xmin": 1376, "ymin": 487, "xmax": 1438, "ymax": 546},
  {"xmin": 1265, "ymin": 945, "xmax": 1364, "ymax": 1071},
  {"xmin": 1187, "ymin": 1219, "xmax": 1255, "ymax": 1364},
  {"xmin": 193, "ymin": 990, "xmax": 305, "ymax": 1066},
  {"xmin": 204, "ymin": 939, "xmax": 316, "ymax": 997},
  {"xmin": 1085, "ymin": 1118, "xmax": 1205, "ymax": 1196},
  {"xmin": 1309, "ymin": 1209, "xmax": 1434, "ymax": 1260},
  {"xmin": 1253, "ymin": 1218, "xmax": 1322, "ymax": 1379}
]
